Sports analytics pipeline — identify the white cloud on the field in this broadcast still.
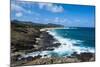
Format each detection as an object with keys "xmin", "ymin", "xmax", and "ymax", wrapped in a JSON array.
[
  {"xmin": 11, "ymin": 2, "xmax": 40, "ymax": 17},
  {"xmin": 38, "ymin": 2, "xmax": 48, "ymax": 9},
  {"xmin": 44, "ymin": 17, "xmax": 67, "ymax": 24},
  {"xmin": 16, "ymin": 12, "xmax": 23, "ymax": 17},
  {"xmin": 53, "ymin": 17, "xmax": 67, "ymax": 23},
  {"xmin": 47, "ymin": 4, "xmax": 64, "ymax": 13},
  {"xmin": 74, "ymin": 19, "xmax": 81, "ymax": 22},
  {"xmin": 11, "ymin": 3, "xmax": 26, "ymax": 12},
  {"xmin": 11, "ymin": 3, "xmax": 33, "ymax": 14},
  {"xmin": 27, "ymin": 10, "xmax": 32, "ymax": 14},
  {"xmin": 53, "ymin": 17, "xmax": 59, "ymax": 22},
  {"xmin": 38, "ymin": 2, "xmax": 64, "ymax": 13}
]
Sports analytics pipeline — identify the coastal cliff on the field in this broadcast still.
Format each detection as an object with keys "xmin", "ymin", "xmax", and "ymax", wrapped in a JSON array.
[{"xmin": 11, "ymin": 20, "xmax": 95, "ymax": 67}]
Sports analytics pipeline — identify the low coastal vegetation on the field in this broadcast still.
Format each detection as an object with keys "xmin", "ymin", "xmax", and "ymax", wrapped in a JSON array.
[
  {"xmin": 11, "ymin": 20, "xmax": 63, "ymax": 52},
  {"xmin": 11, "ymin": 20, "xmax": 95, "ymax": 67}
]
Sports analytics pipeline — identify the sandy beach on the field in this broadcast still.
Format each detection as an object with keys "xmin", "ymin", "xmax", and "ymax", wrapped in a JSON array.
[{"xmin": 40, "ymin": 27, "xmax": 64, "ymax": 31}]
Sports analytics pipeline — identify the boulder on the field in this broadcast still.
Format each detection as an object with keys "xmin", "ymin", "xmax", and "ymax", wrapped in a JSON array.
[
  {"xmin": 26, "ymin": 56, "xmax": 34, "ymax": 61},
  {"xmin": 77, "ymin": 52, "xmax": 94, "ymax": 62}
]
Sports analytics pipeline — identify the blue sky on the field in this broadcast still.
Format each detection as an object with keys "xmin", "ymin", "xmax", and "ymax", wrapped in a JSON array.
[{"xmin": 11, "ymin": 1, "xmax": 95, "ymax": 27}]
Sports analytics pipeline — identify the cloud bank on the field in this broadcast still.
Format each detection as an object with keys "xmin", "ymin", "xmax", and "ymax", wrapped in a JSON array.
[{"xmin": 38, "ymin": 2, "xmax": 64, "ymax": 13}]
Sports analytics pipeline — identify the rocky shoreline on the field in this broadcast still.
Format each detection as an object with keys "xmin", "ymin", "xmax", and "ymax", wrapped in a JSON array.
[
  {"xmin": 11, "ymin": 24, "xmax": 62, "ymax": 67},
  {"xmin": 23, "ymin": 53, "xmax": 95, "ymax": 66},
  {"xmin": 11, "ymin": 30, "xmax": 95, "ymax": 67},
  {"xmin": 11, "ymin": 21, "xmax": 95, "ymax": 67},
  {"xmin": 11, "ymin": 52, "xmax": 95, "ymax": 67}
]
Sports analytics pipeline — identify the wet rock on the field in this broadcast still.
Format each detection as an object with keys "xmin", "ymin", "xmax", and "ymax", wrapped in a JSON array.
[
  {"xmin": 71, "ymin": 52, "xmax": 78, "ymax": 57},
  {"xmin": 45, "ymin": 47, "xmax": 54, "ymax": 51},
  {"xmin": 53, "ymin": 43, "xmax": 61, "ymax": 47},
  {"xmin": 26, "ymin": 56, "xmax": 34, "ymax": 61},
  {"xmin": 77, "ymin": 52, "xmax": 94, "ymax": 62},
  {"xmin": 38, "ymin": 31, "xmax": 61, "ymax": 50},
  {"xmin": 33, "ymin": 55, "xmax": 42, "ymax": 59},
  {"xmin": 11, "ymin": 54, "xmax": 22, "ymax": 63}
]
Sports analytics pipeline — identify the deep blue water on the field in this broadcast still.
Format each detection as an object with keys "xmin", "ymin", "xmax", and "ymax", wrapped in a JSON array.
[
  {"xmin": 50, "ymin": 27, "xmax": 95, "ymax": 48},
  {"xmin": 46, "ymin": 27, "xmax": 95, "ymax": 57},
  {"xmin": 24, "ymin": 27, "xmax": 95, "ymax": 58}
]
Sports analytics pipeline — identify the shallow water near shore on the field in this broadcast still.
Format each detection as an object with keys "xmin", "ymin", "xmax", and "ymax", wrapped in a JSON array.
[{"xmin": 24, "ymin": 27, "xmax": 95, "ymax": 58}]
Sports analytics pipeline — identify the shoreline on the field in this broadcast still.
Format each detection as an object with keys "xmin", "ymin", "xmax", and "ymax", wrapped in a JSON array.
[
  {"xmin": 40, "ymin": 27, "xmax": 64, "ymax": 31},
  {"xmin": 12, "ymin": 30, "xmax": 95, "ymax": 66},
  {"xmin": 11, "ymin": 52, "xmax": 95, "ymax": 67},
  {"xmin": 11, "ymin": 25, "xmax": 95, "ymax": 67}
]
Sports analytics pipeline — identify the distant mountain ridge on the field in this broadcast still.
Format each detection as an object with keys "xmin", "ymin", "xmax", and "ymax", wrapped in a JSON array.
[{"xmin": 11, "ymin": 20, "xmax": 64, "ymax": 28}]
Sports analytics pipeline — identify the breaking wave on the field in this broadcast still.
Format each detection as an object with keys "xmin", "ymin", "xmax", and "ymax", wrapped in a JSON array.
[{"xmin": 23, "ymin": 28, "xmax": 95, "ymax": 58}]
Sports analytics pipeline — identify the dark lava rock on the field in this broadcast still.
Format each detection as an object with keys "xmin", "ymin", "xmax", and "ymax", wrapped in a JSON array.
[
  {"xmin": 38, "ymin": 31, "xmax": 61, "ymax": 50},
  {"xmin": 33, "ymin": 55, "xmax": 42, "ymax": 59},
  {"xmin": 53, "ymin": 43, "xmax": 61, "ymax": 47},
  {"xmin": 44, "ymin": 47, "xmax": 54, "ymax": 51},
  {"xmin": 77, "ymin": 52, "xmax": 94, "ymax": 62},
  {"xmin": 71, "ymin": 52, "xmax": 78, "ymax": 57},
  {"xmin": 11, "ymin": 54, "xmax": 22, "ymax": 63},
  {"xmin": 26, "ymin": 56, "xmax": 34, "ymax": 61},
  {"xmin": 22, "ymin": 55, "xmax": 42, "ymax": 62},
  {"xmin": 21, "ymin": 57, "xmax": 26, "ymax": 61}
]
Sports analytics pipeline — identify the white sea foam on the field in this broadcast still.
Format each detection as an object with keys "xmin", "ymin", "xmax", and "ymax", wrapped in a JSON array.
[
  {"xmin": 64, "ymin": 27, "xmax": 78, "ymax": 29},
  {"xmin": 23, "ymin": 29, "xmax": 95, "ymax": 58},
  {"xmin": 47, "ymin": 30, "xmax": 95, "ymax": 56}
]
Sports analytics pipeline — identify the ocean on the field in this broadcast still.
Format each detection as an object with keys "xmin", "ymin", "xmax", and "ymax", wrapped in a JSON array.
[{"xmin": 24, "ymin": 27, "xmax": 95, "ymax": 58}]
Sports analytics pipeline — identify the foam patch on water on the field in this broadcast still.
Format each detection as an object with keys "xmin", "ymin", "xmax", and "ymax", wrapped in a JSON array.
[
  {"xmin": 23, "ymin": 29, "xmax": 95, "ymax": 58},
  {"xmin": 47, "ymin": 30, "xmax": 95, "ymax": 56}
]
